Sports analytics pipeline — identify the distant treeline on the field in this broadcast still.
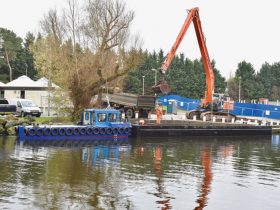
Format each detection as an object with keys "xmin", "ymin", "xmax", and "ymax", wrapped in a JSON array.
[{"xmin": 124, "ymin": 50, "xmax": 280, "ymax": 101}]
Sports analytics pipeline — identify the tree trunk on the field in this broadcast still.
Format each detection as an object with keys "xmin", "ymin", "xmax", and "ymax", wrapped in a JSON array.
[
  {"xmin": 97, "ymin": 89, "xmax": 103, "ymax": 108},
  {"xmin": 4, "ymin": 47, "xmax": 13, "ymax": 81}
]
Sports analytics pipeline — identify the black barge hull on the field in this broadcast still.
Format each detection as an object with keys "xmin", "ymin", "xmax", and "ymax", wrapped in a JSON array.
[{"xmin": 132, "ymin": 124, "xmax": 272, "ymax": 137}]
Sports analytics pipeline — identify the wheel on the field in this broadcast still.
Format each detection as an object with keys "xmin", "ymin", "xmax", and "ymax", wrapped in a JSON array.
[
  {"xmin": 21, "ymin": 112, "xmax": 26, "ymax": 117},
  {"xmin": 36, "ymin": 113, "xmax": 41, "ymax": 117},
  {"xmin": 126, "ymin": 109, "xmax": 134, "ymax": 118}
]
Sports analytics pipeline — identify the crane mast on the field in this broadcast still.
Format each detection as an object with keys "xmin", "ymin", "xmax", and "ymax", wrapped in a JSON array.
[{"xmin": 152, "ymin": 7, "xmax": 214, "ymax": 108}]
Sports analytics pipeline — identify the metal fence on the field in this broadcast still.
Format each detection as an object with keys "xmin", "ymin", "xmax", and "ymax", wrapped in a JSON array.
[
  {"xmin": 159, "ymin": 95, "xmax": 280, "ymax": 120},
  {"xmin": 232, "ymin": 103, "xmax": 280, "ymax": 119}
]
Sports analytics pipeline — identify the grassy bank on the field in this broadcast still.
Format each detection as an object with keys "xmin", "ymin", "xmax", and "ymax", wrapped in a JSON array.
[
  {"xmin": 17, "ymin": 116, "xmax": 74, "ymax": 124},
  {"xmin": 0, "ymin": 115, "xmax": 74, "ymax": 136}
]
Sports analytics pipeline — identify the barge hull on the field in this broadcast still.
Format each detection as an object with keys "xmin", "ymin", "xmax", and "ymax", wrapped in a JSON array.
[{"xmin": 132, "ymin": 125, "xmax": 272, "ymax": 137}]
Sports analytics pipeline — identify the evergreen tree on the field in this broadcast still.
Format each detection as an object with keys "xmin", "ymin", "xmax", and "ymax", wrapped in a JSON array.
[
  {"xmin": 212, "ymin": 60, "xmax": 226, "ymax": 93},
  {"xmin": 0, "ymin": 28, "xmax": 23, "ymax": 82},
  {"xmin": 235, "ymin": 61, "xmax": 258, "ymax": 101},
  {"xmin": 0, "ymin": 28, "xmax": 37, "ymax": 82},
  {"xmin": 123, "ymin": 50, "xmax": 227, "ymax": 99},
  {"xmin": 23, "ymin": 32, "xmax": 37, "ymax": 79},
  {"xmin": 257, "ymin": 62, "xmax": 280, "ymax": 100},
  {"xmin": 227, "ymin": 76, "xmax": 239, "ymax": 100}
]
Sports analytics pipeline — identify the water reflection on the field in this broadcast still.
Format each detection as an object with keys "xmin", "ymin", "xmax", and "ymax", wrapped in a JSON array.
[
  {"xmin": 133, "ymin": 135, "xmax": 276, "ymax": 210},
  {"xmin": 194, "ymin": 148, "xmax": 212, "ymax": 210},
  {"xmin": 82, "ymin": 144, "xmax": 131, "ymax": 167},
  {"xmin": 0, "ymin": 135, "xmax": 280, "ymax": 209},
  {"xmin": 194, "ymin": 145, "xmax": 236, "ymax": 210},
  {"xmin": 19, "ymin": 138, "xmax": 130, "ymax": 148},
  {"xmin": 154, "ymin": 146, "xmax": 172, "ymax": 210},
  {"xmin": 272, "ymin": 135, "xmax": 280, "ymax": 146}
]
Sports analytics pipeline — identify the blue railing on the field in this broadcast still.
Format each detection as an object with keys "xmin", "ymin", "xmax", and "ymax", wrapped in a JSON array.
[
  {"xmin": 231, "ymin": 103, "xmax": 280, "ymax": 119},
  {"xmin": 159, "ymin": 95, "xmax": 280, "ymax": 120}
]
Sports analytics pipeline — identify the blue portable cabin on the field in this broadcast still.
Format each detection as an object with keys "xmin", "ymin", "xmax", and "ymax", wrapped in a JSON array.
[{"xmin": 17, "ymin": 109, "xmax": 132, "ymax": 142}]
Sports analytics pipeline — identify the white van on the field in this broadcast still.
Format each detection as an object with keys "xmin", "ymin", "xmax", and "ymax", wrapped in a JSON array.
[{"xmin": 9, "ymin": 99, "xmax": 42, "ymax": 117}]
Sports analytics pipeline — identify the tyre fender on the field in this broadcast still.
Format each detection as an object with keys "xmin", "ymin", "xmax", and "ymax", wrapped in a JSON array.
[
  {"xmin": 86, "ymin": 127, "xmax": 93, "ymax": 135},
  {"xmin": 106, "ymin": 127, "xmax": 112, "ymax": 135},
  {"xmin": 44, "ymin": 128, "xmax": 51, "ymax": 136},
  {"xmin": 118, "ymin": 127, "xmax": 124, "ymax": 134},
  {"xmin": 59, "ymin": 128, "xmax": 66, "ymax": 135},
  {"xmin": 73, "ymin": 127, "xmax": 80, "ymax": 135},
  {"xmin": 124, "ymin": 127, "xmax": 130, "ymax": 134},
  {"xmin": 51, "ymin": 128, "xmax": 59, "ymax": 136},
  {"xmin": 79, "ymin": 127, "xmax": 86, "ymax": 135},
  {"xmin": 112, "ymin": 127, "xmax": 118, "ymax": 135},
  {"xmin": 36, "ymin": 128, "xmax": 44, "ymax": 136},
  {"xmin": 28, "ymin": 128, "xmax": 36, "ymax": 136},
  {"xmin": 66, "ymin": 127, "xmax": 73, "ymax": 136},
  {"xmin": 99, "ymin": 127, "xmax": 106, "ymax": 135},
  {"xmin": 93, "ymin": 127, "xmax": 99, "ymax": 135}
]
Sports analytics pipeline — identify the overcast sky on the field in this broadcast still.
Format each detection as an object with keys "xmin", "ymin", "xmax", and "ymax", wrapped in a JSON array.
[{"xmin": 1, "ymin": 0, "xmax": 280, "ymax": 78}]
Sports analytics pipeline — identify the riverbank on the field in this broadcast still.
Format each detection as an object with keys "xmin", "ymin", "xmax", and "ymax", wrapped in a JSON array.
[{"xmin": 0, "ymin": 115, "xmax": 72, "ymax": 136}]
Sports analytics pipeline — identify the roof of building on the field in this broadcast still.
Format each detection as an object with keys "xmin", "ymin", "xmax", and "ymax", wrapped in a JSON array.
[
  {"xmin": 34, "ymin": 77, "xmax": 59, "ymax": 88},
  {"xmin": 0, "ymin": 75, "xmax": 59, "ymax": 88},
  {"xmin": 4, "ymin": 75, "xmax": 38, "ymax": 87}
]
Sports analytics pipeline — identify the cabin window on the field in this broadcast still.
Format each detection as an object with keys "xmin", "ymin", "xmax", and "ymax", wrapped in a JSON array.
[
  {"xmin": 91, "ymin": 113, "xmax": 95, "ymax": 124},
  {"xmin": 108, "ymin": 113, "xmax": 117, "ymax": 122},
  {"xmin": 97, "ymin": 113, "xmax": 106, "ymax": 122},
  {"xmin": 84, "ymin": 112, "xmax": 90, "ymax": 121}
]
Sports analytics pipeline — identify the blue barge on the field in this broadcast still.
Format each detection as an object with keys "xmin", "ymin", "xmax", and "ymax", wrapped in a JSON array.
[{"xmin": 17, "ymin": 109, "xmax": 132, "ymax": 141}]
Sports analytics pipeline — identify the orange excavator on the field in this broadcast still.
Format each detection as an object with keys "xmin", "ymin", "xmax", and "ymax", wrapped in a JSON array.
[{"xmin": 152, "ymin": 7, "xmax": 235, "ymax": 121}]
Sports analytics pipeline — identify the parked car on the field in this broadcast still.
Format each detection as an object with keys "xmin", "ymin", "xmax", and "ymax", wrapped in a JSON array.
[
  {"xmin": 0, "ymin": 98, "xmax": 16, "ymax": 115},
  {"xmin": 9, "ymin": 99, "xmax": 42, "ymax": 117}
]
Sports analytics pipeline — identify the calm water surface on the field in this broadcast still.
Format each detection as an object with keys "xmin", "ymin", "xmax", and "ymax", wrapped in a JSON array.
[{"xmin": 0, "ymin": 135, "xmax": 280, "ymax": 210}]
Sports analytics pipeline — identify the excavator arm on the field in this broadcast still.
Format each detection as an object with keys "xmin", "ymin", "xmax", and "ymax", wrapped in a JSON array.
[{"xmin": 152, "ymin": 7, "xmax": 214, "ymax": 108}]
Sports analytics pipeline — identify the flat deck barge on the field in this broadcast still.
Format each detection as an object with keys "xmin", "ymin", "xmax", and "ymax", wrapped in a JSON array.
[{"xmin": 131, "ymin": 120, "xmax": 272, "ymax": 137}]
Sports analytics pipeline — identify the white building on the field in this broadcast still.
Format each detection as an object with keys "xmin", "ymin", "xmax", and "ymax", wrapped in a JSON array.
[{"xmin": 0, "ymin": 75, "xmax": 60, "ymax": 116}]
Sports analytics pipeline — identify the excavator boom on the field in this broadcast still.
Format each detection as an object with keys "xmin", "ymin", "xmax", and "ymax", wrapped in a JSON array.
[
  {"xmin": 152, "ymin": 7, "xmax": 214, "ymax": 108},
  {"xmin": 160, "ymin": 8, "xmax": 196, "ymax": 73}
]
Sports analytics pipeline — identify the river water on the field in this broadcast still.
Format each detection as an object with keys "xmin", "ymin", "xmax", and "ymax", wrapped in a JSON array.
[{"xmin": 0, "ymin": 135, "xmax": 280, "ymax": 210}]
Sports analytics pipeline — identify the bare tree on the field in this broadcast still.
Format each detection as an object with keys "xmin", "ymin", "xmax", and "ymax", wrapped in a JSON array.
[
  {"xmin": 64, "ymin": 0, "xmax": 78, "ymax": 48},
  {"xmin": 33, "ymin": 0, "xmax": 141, "ymax": 117},
  {"xmin": 63, "ymin": 0, "xmax": 83, "ymax": 83},
  {"xmin": 40, "ymin": 9, "xmax": 65, "ymax": 42},
  {"xmin": 85, "ymin": 0, "xmax": 134, "ymax": 53},
  {"xmin": 84, "ymin": 0, "xmax": 136, "ymax": 97}
]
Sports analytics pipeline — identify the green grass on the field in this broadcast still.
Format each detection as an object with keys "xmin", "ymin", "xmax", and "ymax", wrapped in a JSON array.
[{"xmin": 18, "ymin": 116, "xmax": 74, "ymax": 124}]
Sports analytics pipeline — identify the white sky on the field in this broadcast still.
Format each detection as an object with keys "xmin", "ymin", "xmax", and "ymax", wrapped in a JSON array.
[{"xmin": 1, "ymin": 0, "xmax": 280, "ymax": 78}]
